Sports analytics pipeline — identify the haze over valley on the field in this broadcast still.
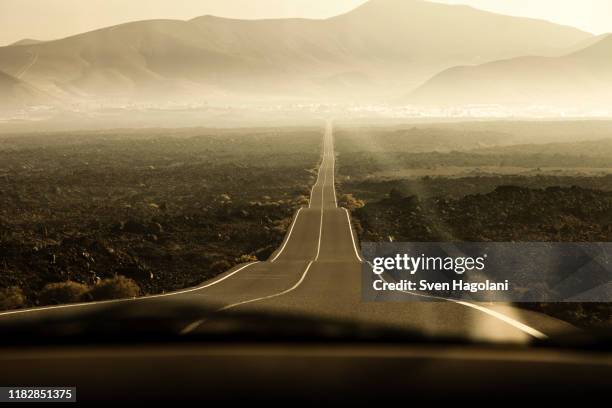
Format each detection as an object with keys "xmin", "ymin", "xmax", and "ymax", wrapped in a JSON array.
[
  {"xmin": 0, "ymin": 0, "xmax": 609, "ymax": 128},
  {"xmin": 410, "ymin": 33, "xmax": 612, "ymax": 108}
]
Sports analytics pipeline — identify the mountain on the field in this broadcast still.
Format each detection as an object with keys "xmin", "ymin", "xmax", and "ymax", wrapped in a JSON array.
[
  {"xmin": 561, "ymin": 33, "xmax": 611, "ymax": 55},
  {"xmin": 0, "ymin": 0, "xmax": 592, "ymax": 106},
  {"xmin": 9, "ymin": 39, "xmax": 44, "ymax": 46},
  {"xmin": 0, "ymin": 70, "xmax": 54, "ymax": 110},
  {"xmin": 332, "ymin": 0, "xmax": 589, "ymax": 61},
  {"xmin": 409, "ymin": 34, "xmax": 612, "ymax": 108}
]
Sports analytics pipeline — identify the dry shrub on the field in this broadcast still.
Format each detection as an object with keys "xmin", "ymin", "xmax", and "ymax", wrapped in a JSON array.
[
  {"xmin": 0, "ymin": 286, "xmax": 26, "ymax": 310},
  {"xmin": 339, "ymin": 194, "xmax": 365, "ymax": 210},
  {"xmin": 210, "ymin": 260, "xmax": 233, "ymax": 274},
  {"xmin": 235, "ymin": 254, "xmax": 258, "ymax": 264},
  {"xmin": 294, "ymin": 195, "xmax": 310, "ymax": 206},
  {"xmin": 88, "ymin": 276, "xmax": 141, "ymax": 301},
  {"xmin": 39, "ymin": 281, "xmax": 89, "ymax": 305}
]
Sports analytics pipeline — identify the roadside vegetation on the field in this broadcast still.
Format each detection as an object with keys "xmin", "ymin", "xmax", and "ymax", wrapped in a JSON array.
[{"xmin": 0, "ymin": 127, "xmax": 321, "ymax": 310}]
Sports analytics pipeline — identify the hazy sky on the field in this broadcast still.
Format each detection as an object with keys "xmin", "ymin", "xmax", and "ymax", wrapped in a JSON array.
[
  {"xmin": 432, "ymin": 0, "xmax": 612, "ymax": 35},
  {"xmin": 1, "ymin": 0, "xmax": 611, "ymax": 46}
]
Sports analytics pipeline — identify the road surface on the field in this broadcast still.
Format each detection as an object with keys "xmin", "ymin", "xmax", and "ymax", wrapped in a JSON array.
[{"xmin": 0, "ymin": 121, "xmax": 574, "ymax": 342}]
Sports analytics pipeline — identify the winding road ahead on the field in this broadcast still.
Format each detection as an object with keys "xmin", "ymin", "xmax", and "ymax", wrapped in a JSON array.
[{"xmin": 0, "ymin": 121, "xmax": 574, "ymax": 342}]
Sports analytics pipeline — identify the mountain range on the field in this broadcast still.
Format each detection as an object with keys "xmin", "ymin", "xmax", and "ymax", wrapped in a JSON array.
[
  {"xmin": 409, "ymin": 34, "xmax": 612, "ymax": 107},
  {"xmin": 0, "ymin": 0, "xmax": 605, "ymax": 110}
]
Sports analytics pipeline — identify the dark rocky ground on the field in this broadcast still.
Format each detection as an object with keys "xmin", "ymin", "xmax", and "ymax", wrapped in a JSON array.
[
  {"xmin": 0, "ymin": 127, "xmax": 321, "ymax": 309},
  {"xmin": 336, "ymin": 124, "xmax": 612, "ymax": 330},
  {"xmin": 342, "ymin": 183, "xmax": 612, "ymax": 329},
  {"xmin": 351, "ymin": 185, "xmax": 612, "ymax": 243}
]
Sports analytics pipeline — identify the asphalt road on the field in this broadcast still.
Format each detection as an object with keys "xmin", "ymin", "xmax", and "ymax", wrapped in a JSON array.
[{"xmin": 0, "ymin": 121, "xmax": 575, "ymax": 342}]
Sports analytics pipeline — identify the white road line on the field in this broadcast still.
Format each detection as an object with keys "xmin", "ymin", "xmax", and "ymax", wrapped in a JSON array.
[
  {"xmin": 308, "ymin": 173, "xmax": 320, "ymax": 209},
  {"xmin": 183, "ymin": 126, "xmax": 331, "ymax": 333},
  {"xmin": 343, "ymin": 208, "xmax": 363, "ymax": 262},
  {"xmin": 330, "ymin": 129, "xmax": 338, "ymax": 208},
  {"xmin": 454, "ymin": 300, "xmax": 548, "ymax": 339},
  {"xmin": 373, "ymin": 267, "xmax": 547, "ymax": 339},
  {"xmin": 0, "ymin": 262, "xmax": 260, "ymax": 317},
  {"xmin": 181, "ymin": 261, "xmax": 315, "ymax": 334},
  {"xmin": 382, "ymin": 271, "xmax": 547, "ymax": 339},
  {"xmin": 383, "ymin": 265, "xmax": 547, "ymax": 339},
  {"xmin": 308, "ymin": 127, "xmax": 327, "ymax": 209},
  {"xmin": 269, "ymin": 208, "xmax": 303, "ymax": 263},
  {"xmin": 269, "ymin": 123, "xmax": 332, "ymax": 261},
  {"xmin": 220, "ymin": 261, "xmax": 314, "ymax": 312},
  {"xmin": 314, "ymin": 161, "xmax": 326, "ymax": 261},
  {"xmin": 341, "ymin": 208, "xmax": 548, "ymax": 340},
  {"xmin": 182, "ymin": 125, "xmax": 332, "ymax": 333}
]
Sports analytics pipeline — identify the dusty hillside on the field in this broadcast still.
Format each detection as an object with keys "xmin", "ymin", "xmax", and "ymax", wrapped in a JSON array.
[
  {"xmin": 410, "ymin": 34, "xmax": 612, "ymax": 107},
  {"xmin": 0, "ymin": 70, "xmax": 54, "ymax": 109},
  {"xmin": 0, "ymin": 0, "xmax": 591, "ymax": 106}
]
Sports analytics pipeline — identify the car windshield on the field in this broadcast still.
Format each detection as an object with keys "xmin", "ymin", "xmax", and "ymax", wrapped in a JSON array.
[{"xmin": 0, "ymin": 0, "xmax": 611, "ymax": 349}]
